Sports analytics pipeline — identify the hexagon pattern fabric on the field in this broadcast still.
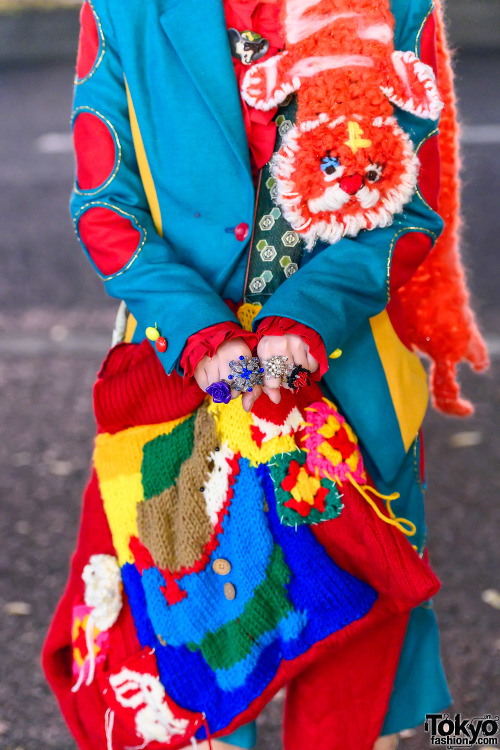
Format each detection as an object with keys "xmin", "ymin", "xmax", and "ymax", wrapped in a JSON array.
[{"xmin": 244, "ymin": 98, "xmax": 304, "ymax": 304}]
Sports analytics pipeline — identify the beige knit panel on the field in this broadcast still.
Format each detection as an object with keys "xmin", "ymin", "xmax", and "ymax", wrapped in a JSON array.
[{"xmin": 136, "ymin": 402, "xmax": 219, "ymax": 572}]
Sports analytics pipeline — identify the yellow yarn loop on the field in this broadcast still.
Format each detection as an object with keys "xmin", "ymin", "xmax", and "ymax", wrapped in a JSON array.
[{"xmin": 347, "ymin": 475, "xmax": 416, "ymax": 537}]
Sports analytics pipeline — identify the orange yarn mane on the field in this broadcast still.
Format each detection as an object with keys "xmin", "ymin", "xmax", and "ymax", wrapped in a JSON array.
[{"xmin": 399, "ymin": 0, "xmax": 489, "ymax": 417}]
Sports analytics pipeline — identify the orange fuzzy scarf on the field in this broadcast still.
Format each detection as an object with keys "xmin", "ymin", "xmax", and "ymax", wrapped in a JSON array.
[{"xmin": 399, "ymin": 0, "xmax": 489, "ymax": 416}]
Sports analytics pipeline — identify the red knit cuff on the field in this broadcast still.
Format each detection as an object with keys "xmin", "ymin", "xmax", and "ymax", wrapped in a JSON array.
[
  {"xmin": 257, "ymin": 317, "xmax": 329, "ymax": 379},
  {"xmin": 181, "ymin": 322, "xmax": 258, "ymax": 378}
]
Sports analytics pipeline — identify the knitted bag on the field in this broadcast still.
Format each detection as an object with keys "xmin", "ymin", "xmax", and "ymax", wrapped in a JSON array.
[{"xmin": 44, "ymin": 339, "xmax": 440, "ymax": 750}]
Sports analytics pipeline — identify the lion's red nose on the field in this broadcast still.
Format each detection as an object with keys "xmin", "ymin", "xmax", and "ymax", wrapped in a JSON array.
[{"xmin": 340, "ymin": 174, "xmax": 364, "ymax": 195}]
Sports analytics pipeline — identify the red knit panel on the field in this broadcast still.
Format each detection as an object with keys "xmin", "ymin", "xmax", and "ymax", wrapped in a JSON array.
[
  {"xmin": 284, "ymin": 607, "xmax": 409, "ymax": 750},
  {"xmin": 77, "ymin": 207, "xmax": 142, "ymax": 276},
  {"xmin": 42, "ymin": 472, "xmax": 143, "ymax": 750},
  {"xmin": 311, "ymin": 477, "xmax": 440, "ymax": 610},
  {"xmin": 93, "ymin": 341, "xmax": 205, "ymax": 434},
  {"xmin": 76, "ymin": 2, "xmax": 100, "ymax": 81},
  {"xmin": 74, "ymin": 112, "xmax": 117, "ymax": 192}
]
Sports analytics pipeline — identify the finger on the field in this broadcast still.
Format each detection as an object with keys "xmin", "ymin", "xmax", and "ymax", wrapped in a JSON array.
[
  {"xmin": 306, "ymin": 352, "xmax": 319, "ymax": 373},
  {"xmin": 204, "ymin": 360, "xmax": 221, "ymax": 388},
  {"xmin": 262, "ymin": 374, "xmax": 283, "ymax": 391},
  {"xmin": 242, "ymin": 385, "xmax": 262, "ymax": 412},
  {"xmin": 263, "ymin": 385, "xmax": 281, "ymax": 404}
]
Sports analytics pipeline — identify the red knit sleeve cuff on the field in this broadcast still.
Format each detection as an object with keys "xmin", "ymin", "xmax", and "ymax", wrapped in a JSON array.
[
  {"xmin": 257, "ymin": 317, "xmax": 329, "ymax": 379},
  {"xmin": 180, "ymin": 322, "xmax": 258, "ymax": 378}
]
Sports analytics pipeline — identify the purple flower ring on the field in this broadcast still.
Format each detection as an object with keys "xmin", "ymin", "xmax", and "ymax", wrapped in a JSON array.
[{"xmin": 206, "ymin": 380, "xmax": 232, "ymax": 404}]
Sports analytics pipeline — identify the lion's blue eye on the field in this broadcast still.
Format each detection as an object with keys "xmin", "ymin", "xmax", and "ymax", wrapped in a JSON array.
[{"xmin": 321, "ymin": 154, "xmax": 340, "ymax": 175}]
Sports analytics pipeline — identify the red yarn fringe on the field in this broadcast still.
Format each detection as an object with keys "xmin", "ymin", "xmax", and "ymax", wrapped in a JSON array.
[{"xmin": 399, "ymin": 0, "xmax": 489, "ymax": 416}]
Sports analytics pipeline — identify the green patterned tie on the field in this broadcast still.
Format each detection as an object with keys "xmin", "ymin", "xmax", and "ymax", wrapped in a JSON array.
[{"xmin": 243, "ymin": 97, "xmax": 304, "ymax": 305}]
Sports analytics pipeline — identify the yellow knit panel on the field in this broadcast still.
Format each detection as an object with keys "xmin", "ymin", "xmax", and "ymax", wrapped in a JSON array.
[
  {"xmin": 94, "ymin": 416, "xmax": 190, "ymax": 482},
  {"xmin": 207, "ymin": 397, "xmax": 298, "ymax": 466},
  {"xmin": 93, "ymin": 414, "xmax": 193, "ymax": 564},
  {"xmin": 99, "ymin": 473, "xmax": 143, "ymax": 564}
]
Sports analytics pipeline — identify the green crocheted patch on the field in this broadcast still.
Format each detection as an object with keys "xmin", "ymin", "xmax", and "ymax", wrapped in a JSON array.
[
  {"xmin": 187, "ymin": 544, "xmax": 293, "ymax": 670},
  {"xmin": 141, "ymin": 415, "xmax": 196, "ymax": 500},
  {"xmin": 270, "ymin": 450, "xmax": 343, "ymax": 526}
]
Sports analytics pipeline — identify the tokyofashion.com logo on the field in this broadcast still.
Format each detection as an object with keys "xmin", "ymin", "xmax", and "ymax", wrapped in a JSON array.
[{"xmin": 424, "ymin": 713, "xmax": 499, "ymax": 746}]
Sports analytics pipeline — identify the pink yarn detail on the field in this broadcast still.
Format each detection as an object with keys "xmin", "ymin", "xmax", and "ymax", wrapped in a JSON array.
[{"xmin": 302, "ymin": 399, "xmax": 366, "ymax": 484}]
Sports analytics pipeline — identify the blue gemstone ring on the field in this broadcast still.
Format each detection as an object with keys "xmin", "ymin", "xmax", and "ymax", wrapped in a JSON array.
[{"xmin": 227, "ymin": 356, "xmax": 264, "ymax": 393}]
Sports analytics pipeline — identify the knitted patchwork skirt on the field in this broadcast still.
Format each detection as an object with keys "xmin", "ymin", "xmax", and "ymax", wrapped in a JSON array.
[{"xmin": 43, "ymin": 338, "xmax": 447, "ymax": 750}]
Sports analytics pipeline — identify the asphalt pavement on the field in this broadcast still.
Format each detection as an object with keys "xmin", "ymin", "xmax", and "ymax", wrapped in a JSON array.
[{"xmin": 0, "ymin": 52, "xmax": 499, "ymax": 750}]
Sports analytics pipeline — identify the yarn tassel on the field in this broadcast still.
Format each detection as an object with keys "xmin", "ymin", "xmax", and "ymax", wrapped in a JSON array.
[
  {"xmin": 105, "ymin": 708, "xmax": 115, "ymax": 750},
  {"xmin": 202, "ymin": 715, "xmax": 213, "ymax": 750},
  {"xmin": 71, "ymin": 613, "xmax": 97, "ymax": 692}
]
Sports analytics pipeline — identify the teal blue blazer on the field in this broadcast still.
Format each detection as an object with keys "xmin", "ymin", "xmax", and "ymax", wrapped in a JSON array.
[{"xmin": 71, "ymin": 0, "xmax": 443, "ymax": 484}]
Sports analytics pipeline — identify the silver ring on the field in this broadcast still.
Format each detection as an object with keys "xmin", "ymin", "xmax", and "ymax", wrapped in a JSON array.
[
  {"xmin": 262, "ymin": 355, "xmax": 289, "ymax": 379},
  {"xmin": 227, "ymin": 356, "xmax": 264, "ymax": 392}
]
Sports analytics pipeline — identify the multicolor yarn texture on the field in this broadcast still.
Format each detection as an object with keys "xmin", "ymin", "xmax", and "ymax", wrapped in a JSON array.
[{"xmin": 93, "ymin": 384, "xmax": 380, "ymax": 736}]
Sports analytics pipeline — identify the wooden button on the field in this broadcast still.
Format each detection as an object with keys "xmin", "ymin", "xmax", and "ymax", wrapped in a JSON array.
[
  {"xmin": 224, "ymin": 582, "xmax": 236, "ymax": 600},
  {"xmin": 157, "ymin": 634, "xmax": 167, "ymax": 647},
  {"xmin": 213, "ymin": 558, "xmax": 231, "ymax": 576}
]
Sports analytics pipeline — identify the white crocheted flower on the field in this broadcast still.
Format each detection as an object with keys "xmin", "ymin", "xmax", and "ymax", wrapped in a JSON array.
[{"xmin": 82, "ymin": 554, "xmax": 122, "ymax": 631}]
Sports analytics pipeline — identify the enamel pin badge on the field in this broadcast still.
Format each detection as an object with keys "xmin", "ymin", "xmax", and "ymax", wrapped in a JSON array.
[{"xmin": 228, "ymin": 29, "xmax": 269, "ymax": 65}]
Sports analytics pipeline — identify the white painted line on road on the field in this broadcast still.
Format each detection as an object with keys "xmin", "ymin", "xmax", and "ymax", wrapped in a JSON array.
[
  {"xmin": 0, "ymin": 334, "xmax": 110, "ymax": 354},
  {"xmin": 0, "ymin": 334, "xmax": 499, "ymax": 358},
  {"xmin": 461, "ymin": 125, "xmax": 500, "ymax": 145},
  {"xmin": 30, "ymin": 125, "xmax": 500, "ymax": 156},
  {"xmin": 485, "ymin": 334, "xmax": 500, "ymax": 357},
  {"xmin": 35, "ymin": 132, "xmax": 73, "ymax": 154}
]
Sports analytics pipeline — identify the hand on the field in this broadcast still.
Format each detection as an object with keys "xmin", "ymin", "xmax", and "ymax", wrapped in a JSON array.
[
  {"xmin": 257, "ymin": 334, "xmax": 319, "ymax": 404},
  {"xmin": 193, "ymin": 338, "xmax": 262, "ymax": 412}
]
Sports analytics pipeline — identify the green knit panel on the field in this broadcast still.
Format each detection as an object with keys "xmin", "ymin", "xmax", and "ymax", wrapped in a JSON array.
[
  {"xmin": 187, "ymin": 544, "xmax": 293, "ymax": 670},
  {"xmin": 141, "ymin": 414, "xmax": 196, "ymax": 500}
]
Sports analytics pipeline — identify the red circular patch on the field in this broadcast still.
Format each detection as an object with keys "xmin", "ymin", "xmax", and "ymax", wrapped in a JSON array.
[
  {"xmin": 78, "ymin": 207, "xmax": 142, "ymax": 276},
  {"xmin": 389, "ymin": 231, "xmax": 433, "ymax": 292},
  {"xmin": 417, "ymin": 135, "xmax": 440, "ymax": 212},
  {"xmin": 74, "ymin": 112, "xmax": 117, "ymax": 192},
  {"xmin": 76, "ymin": 2, "xmax": 101, "ymax": 81}
]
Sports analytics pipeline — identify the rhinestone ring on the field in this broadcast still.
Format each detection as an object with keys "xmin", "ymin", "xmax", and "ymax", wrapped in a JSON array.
[
  {"xmin": 262, "ymin": 355, "xmax": 289, "ymax": 380},
  {"xmin": 227, "ymin": 355, "xmax": 264, "ymax": 393}
]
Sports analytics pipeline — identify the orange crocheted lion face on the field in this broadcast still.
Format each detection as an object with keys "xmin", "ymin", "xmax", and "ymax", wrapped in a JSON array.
[{"xmin": 273, "ymin": 115, "xmax": 419, "ymax": 248}]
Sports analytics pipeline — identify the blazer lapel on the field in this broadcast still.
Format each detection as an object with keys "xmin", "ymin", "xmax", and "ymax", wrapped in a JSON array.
[{"xmin": 160, "ymin": 0, "xmax": 251, "ymax": 176}]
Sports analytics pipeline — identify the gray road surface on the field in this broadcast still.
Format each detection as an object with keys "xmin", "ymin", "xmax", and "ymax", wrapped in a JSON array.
[{"xmin": 0, "ymin": 52, "xmax": 499, "ymax": 750}]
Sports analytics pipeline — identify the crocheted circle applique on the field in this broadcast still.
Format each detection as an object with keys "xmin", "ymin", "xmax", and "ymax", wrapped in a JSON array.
[
  {"xmin": 73, "ymin": 109, "xmax": 120, "ymax": 194},
  {"xmin": 75, "ymin": 1, "xmax": 105, "ymax": 84}
]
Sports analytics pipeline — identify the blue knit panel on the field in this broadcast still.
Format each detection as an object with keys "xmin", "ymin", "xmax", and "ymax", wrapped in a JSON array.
[
  {"xmin": 121, "ymin": 562, "xmax": 156, "ymax": 648},
  {"xmin": 123, "ymin": 459, "xmax": 378, "ymax": 735}
]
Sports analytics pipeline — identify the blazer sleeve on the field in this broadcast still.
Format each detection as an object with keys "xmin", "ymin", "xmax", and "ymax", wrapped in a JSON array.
[
  {"xmin": 252, "ymin": 8, "xmax": 443, "ymax": 358},
  {"xmin": 71, "ymin": 0, "xmax": 241, "ymax": 375}
]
